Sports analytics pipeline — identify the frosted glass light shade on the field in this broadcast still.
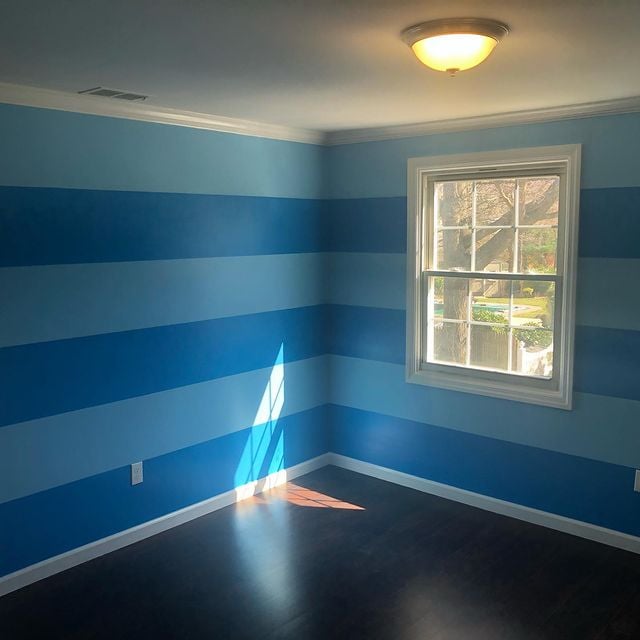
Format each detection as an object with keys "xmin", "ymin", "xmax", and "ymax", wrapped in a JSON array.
[
  {"xmin": 402, "ymin": 19, "xmax": 509, "ymax": 75},
  {"xmin": 411, "ymin": 34, "xmax": 497, "ymax": 73}
]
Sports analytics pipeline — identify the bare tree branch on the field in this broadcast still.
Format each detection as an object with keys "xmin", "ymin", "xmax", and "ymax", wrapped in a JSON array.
[{"xmin": 475, "ymin": 183, "xmax": 557, "ymax": 270}]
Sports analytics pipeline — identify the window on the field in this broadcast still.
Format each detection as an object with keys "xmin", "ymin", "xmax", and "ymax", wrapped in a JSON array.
[{"xmin": 406, "ymin": 145, "xmax": 580, "ymax": 409}]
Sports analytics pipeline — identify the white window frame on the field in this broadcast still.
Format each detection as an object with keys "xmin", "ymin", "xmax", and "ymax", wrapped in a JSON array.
[{"xmin": 406, "ymin": 145, "xmax": 581, "ymax": 409}]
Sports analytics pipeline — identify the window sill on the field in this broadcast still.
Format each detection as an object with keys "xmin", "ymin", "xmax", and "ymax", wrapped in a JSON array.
[{"xmin": 406, "ymin": 366, "xmax": 572, "ymax": 410}]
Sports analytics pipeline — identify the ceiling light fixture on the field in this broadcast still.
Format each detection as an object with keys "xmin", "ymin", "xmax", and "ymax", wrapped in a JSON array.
[{"xmin": 401, "ymin": 18, "xmax": 509, "ymax": 76}]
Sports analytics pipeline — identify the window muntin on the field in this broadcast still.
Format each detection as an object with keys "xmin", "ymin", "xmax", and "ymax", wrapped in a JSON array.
[
  {"xmin": 406, "ymin": 145, "xmax": 580, "ymax": 409},
  {"xmin": 426, "ymin": 175, "xmax": 559, "ymax": 379}
]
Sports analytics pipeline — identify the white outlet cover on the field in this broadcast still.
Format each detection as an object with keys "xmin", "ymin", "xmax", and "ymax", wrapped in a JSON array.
[
  {"xmin": 635, "ymin": 470, "xmax": 640, "ymax": 493},
  {"xmin": 131, "ymin": 461, "xmax": 143, "ymax": 486}
]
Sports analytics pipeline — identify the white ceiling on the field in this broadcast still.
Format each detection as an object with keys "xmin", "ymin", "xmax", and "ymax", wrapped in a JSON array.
[{"xmin": 0, "ymin": 0, "xmax": 639, "ymax": 133}]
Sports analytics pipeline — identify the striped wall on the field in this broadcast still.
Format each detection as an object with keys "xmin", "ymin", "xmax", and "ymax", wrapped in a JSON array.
[
  {"xmin": 2, "ymin": 103, "xmax": 640, "ymax": 581},
  {"xmin": 0, "ymin": 103, "xmax": 329, "ymax": 577},
  {"xmin": 325, "ymin": 112, "xmax": 640, "ymax": 538}
]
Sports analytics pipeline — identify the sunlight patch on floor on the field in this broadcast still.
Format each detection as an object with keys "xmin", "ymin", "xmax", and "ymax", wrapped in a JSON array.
[{"xmin": 244, "ymin": 482, "xmax": 365, "ymax": 511}]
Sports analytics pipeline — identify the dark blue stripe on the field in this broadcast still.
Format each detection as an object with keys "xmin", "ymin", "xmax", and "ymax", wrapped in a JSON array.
[
  {"xmin": 3, "ymin": 187, "xmax": 636, "ymax": 264},
  {"xmin": 325, "ymin": 304, "xmax": 640, "ymax": 401},
  {"xmin": 579, "ymin": 187, "xmax": 640, "ymax": 258},
  {"xmin": 323, "ymin": 188, "xmax": 640, "ymax": 258},
  {"xmin": 0, "ymin": 406, "xmax": 329, "ymax": 577},
  {"xmin": 323, "ymin": 197, "xmax": 406, "ymax": 253},
  {"xmin": 0, "ymin": 187, "xmax": 323, "ymax": 266},
  {"xmin": 329, "ymin": 404, "xmax": 640, "ymax": 537},
  {"xmin": 0, "ymin": 306, "xmax": 327, "ymax": 427},
  {"xmin": 326, "ymin": 304, "xmax": 405, "ymax": 365},
  {"xmin": 574, "ymin": 325, "xmax": 640, "ymax": 401}
]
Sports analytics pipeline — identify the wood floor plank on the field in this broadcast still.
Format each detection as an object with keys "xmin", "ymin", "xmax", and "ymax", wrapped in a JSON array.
[{"xmin": 1, "ymin": 466, "xmax": 639, "ymax": 639}]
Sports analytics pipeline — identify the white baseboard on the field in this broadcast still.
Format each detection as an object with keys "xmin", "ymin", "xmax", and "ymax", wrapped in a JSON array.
[
  {"xmin": 0, "ymin": 453, "xmax": 331, "ymax": 597},
  {"xmin": 328, "ymin": 454, "xmax": 640, "ymax": 556},
  {"xmin": 4, "ymin": 451, "xmax": 638, "ymax": 598}
]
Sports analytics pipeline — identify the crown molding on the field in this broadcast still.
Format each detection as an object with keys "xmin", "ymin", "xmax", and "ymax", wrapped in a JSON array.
[
  {"xmin": 324, "ymin": 96, "xmax": 640, "ymax": 145},
  {"xmin": 0, "ymin": 82, "xmax": 324, "ymax": 145},
  {"xmin": 2, "ymin": 82, "xmax": 640, "ymax": 147}
]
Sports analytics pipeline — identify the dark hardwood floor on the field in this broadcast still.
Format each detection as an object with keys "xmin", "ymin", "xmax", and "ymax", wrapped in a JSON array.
[{"xmin": 2, "ymin": 466, "xmax": 640, "ymax": 639}]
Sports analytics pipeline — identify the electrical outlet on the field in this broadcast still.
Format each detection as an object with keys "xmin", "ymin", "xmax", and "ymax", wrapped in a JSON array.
[
  {"xmin": 635, "ymin": 470, "xmax": 640, "ymax": 493},
  {"xmin": 131, "ymin": 461, "xmax": 143, "ymax": 486}
]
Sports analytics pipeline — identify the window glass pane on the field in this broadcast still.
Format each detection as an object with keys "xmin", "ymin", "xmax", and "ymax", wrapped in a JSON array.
[
  {"xmin": 475, "ymin": 228, "xmax": 514, "ymax": 272},
  {"xmin": 436, "ymin": 229, "xmax": 472, "ymax": 270},
  {"xmin": 433, "ymin": 321, "xmax": 467, "ymax": 365},
  {"xmin": 470, "ymin": 324, "xmax": 509, "ymax": 371},
  {"xmin": 518, "ymin": 228, "xmax": 557, "ymax": 274},
  {"xmin": 471, "ymin": 278, "xmax": 510, "ymax": 323},
  {"xmin": 518, "ymin": 177, "xmax": 559, "ymax": 226},
  {"xmin": 511, "ymin": 278, "xmax": 555, "ymax": 378},
  {"xmin": 511, "ymin": 329, "xmax": 554, "ymax": 378},
  {"xmin": 436, "ymin": 181, "xmax": 473, "ymax": 227},
  {"xmin": 434, "ymin": 276, "xmax": 469, "ymax": 321},
  {"xmin": 511, "ymin": 281, "xmax": 555, "ymax": 329},
  {"xmin": 476, "ymin": 179, "xmax": 515, "ymax": 226}
]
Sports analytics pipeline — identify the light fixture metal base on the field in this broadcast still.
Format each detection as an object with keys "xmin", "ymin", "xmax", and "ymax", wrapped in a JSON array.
[{"xmin": 401, "ymin": 17, "xmax": 510, "ymax": 47}]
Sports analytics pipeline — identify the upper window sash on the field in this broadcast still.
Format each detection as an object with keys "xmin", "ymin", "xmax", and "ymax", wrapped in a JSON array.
[{"xmin": 422, "ymin": 168, "xmax": 566, "ymax": 276}]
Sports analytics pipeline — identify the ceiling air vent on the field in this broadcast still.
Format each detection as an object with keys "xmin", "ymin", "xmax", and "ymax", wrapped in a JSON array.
[{"xmin": 78, "ymin": 87, "xmax": 148, "ymax": 102}]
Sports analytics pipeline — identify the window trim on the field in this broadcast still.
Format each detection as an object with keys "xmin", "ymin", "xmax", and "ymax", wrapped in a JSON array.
[{"xmin": 406, "ymin": 145, "xmax": 581, "ymax": 410}]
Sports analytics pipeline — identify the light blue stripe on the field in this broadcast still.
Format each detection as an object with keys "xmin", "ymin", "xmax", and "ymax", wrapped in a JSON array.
[
  {"xmin": 0, "ymin": 103, "xmax": 324, "ymax": 198},
  {"xmin": 328, "ymin": 355, "xmax": 640, "ymax": 469},
  {"xmin": 327, "ymin": 112, "xmax": 640, "ymax": 198},
  {"xmin": 0, "ymin": 253, "xmax": 323, "ymax": 347},
  {"xmin": 577, "ymin": 258, "xmax": 640, "ymax": 331},
  {"xmin": 325, "ymin": 253, "xmax": 640, "ymax": 331},
  {"xmin": 0, "ymin": 355, "xmax": 327, "ymax": 504}
]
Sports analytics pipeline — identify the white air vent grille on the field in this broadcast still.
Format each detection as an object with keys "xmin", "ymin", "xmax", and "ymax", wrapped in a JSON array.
[{"xmin": 78, "ymin": 87, "xmax": 148, "ymax": 102}]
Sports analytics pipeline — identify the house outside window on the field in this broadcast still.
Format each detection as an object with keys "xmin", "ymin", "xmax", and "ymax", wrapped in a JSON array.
[{"xmin": 406, "ymin": 145, "xmax": 581, "ymax": 409}]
